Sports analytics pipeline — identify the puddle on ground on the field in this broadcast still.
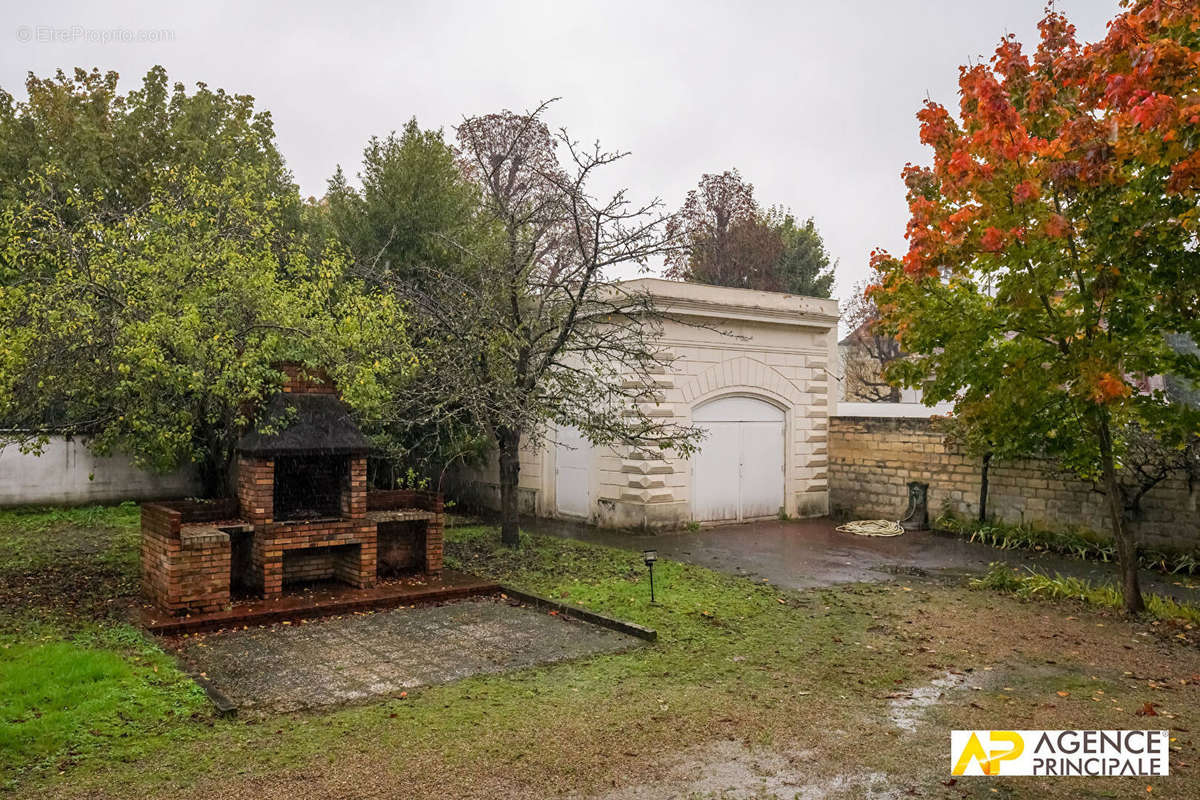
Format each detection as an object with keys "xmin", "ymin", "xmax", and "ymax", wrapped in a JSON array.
[
  {"xmin": 887, "ymin": 670, "xmax": 981, "ymax": 733},
  {"xmin": 575, "ymin": 739, "xmax": 899, "ymax": 800}
]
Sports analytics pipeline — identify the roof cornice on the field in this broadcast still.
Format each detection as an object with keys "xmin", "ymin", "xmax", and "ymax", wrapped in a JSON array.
[
  {"xmin": 614, "ymin": 277, "xmax": 840, "ymax": 330},
  {"xmin": 653, "ymin": 296, "xmax": 839, "ymax": 330}
]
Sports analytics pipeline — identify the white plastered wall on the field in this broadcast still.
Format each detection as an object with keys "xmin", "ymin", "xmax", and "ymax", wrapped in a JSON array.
[{"xmin": 519, "ymin": 279, "xmax": 840, "ymax": 528}]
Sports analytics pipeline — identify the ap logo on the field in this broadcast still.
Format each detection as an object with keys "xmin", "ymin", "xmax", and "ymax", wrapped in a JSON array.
[{"xmin": 951, "ymin": 731, "xmax": 1025, "ymax": 776}]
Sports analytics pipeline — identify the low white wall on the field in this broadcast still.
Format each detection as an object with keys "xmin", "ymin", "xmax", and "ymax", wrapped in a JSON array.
[
  {"xmin": 0, "ymin": 436, "xmax": 200, "ymax": 506},
  {"xmin": 834, "ymin": 401, "xmax": 954, "ymax": 419}
]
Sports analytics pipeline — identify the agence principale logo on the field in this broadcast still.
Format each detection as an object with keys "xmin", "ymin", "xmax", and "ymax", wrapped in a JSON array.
[{"xmin": 951, "ymin": 730, "xmax": 1169, "ymax": 777}]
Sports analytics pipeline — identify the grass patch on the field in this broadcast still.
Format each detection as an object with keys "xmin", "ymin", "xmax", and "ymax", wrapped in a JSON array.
[
  {"xmin": 444, "ymin": 525, "xmax": 909, "ymax": 689},
  {"xmin": 6, "ymin": 506, "xmax": 1199, "ymax": 799},
  {"xmin": 0, "ymin": 628, "xmax": 206, "ymax": 786},
  {"xmin": 0, "ymin": 502, "xmax": 139, "ymax": 571},
  {"xmin": 971, "ymin": 562, "xmax": 1200, "ymax": 624},
  {"xmin": 12, "ymin": 521, "xmax": 917, "ymax": 798},
  {"xmin": 0, "ymin": 502, "xmax": 142, "ymax": 633},
  {"xmin": 937, "ymin": 513, "xmax": 1200, "ymax": 575},
  {"xmin": 0, "ymin": 501, "xmax": 140, "ymax": 531},
  {"xmin": 0, "ymin": 503, "xmax": 208, "ymax": 789}
]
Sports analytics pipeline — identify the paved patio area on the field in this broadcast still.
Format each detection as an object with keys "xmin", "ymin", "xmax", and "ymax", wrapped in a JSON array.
[
  {"xmin": 173, "ymin": 596, "xmax": 642, "ymax": 712},
  {"xmin": 523, "ymin": 517, "xmax": 1200, "ymax": 605}
]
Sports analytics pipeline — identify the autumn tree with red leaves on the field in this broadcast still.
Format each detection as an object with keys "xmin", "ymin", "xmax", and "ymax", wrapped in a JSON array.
[{"xmin": 869, "ymin": 2, "xmax": 1200, "ymax": 614}]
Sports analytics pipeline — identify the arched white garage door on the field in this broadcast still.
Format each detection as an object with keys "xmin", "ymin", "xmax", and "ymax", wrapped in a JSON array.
[{"xmin": 692, "ymin": 396, "xmax": 785, "ymax": 523}]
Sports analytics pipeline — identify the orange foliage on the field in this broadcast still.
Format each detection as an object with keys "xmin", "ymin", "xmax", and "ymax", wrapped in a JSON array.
[
  {"xmin": 1090, "ymin": 372, "xmax": 1133, "ymax": 404},
  {"xmin": 869, "ymin": 1, "xmax": 1200, "ymax": 300},
  {"xmin": 980, "ymin": 227, "xmax": 1007, "ymax": 253}
]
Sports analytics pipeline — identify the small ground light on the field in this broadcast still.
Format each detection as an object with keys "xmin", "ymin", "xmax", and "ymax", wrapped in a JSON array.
[{"xmin": 643, "ymin": 549, "xmax": 658, "ymax": 603}]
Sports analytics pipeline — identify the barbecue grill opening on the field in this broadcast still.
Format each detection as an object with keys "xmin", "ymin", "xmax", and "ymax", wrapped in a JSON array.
[{"xmin": 273, "ymin": 454, "xmax": 348, "ymax": 521}]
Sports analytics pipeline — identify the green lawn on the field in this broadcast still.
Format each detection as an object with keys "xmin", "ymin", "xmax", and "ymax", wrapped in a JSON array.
[
  {"xmin": 2, "ymin": 505, "xmax": 1199, "ymax": 799},
  {"xmin": 0, "ymin": 633, "xmax": 203, "ymax": 776},
  {"xmin": 0, "ymin": 505, "xmax": 206, "ymax": 790}
]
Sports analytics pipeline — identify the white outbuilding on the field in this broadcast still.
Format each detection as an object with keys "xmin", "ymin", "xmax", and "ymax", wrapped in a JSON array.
[{"xmin": 467, "ymin": 278, "xmax": 840, "ymax": 529}]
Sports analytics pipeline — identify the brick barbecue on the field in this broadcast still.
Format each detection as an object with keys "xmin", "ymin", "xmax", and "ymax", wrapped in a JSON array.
[{"xmin": 142, "ymin": 365, "xmax": 444, "ymax": 616}]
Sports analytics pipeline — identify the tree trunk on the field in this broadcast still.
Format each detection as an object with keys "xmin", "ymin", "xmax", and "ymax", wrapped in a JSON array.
[
  {"xmin": 198, "ymin": 459, "xmax": 223, "ymax": 499},
  {"xmin": 199, "ymin": 442, "xmax": 232, "ymax": 499},
  {"xmin": 497, "ymin": 427, "xmax": 522, "ymax": 546},
  {"xmin": 979, "ymin": 452, "xmax": 991, "ymax": 523},
  {"xmin": 1097, "ymin": 411, "xmax": 1145, "ymax": 615}
]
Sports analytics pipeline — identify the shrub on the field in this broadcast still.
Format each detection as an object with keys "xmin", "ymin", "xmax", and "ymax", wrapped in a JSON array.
[
  {"xmin": 971, "ymin": 563, "xmax": 1200, "ymax": 625},
  {"xmin": 936, "ymin": 514, "xmax": 1200, "ymax": 576}
]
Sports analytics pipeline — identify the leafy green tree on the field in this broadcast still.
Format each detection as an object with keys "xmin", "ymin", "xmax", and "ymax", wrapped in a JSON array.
[
  {"xmin": 0, "ymin": 160, "xmax": 406, "ymax": 495},
  {"xmin": 324, "ymin": 120, "xmax": 484, "ymax": 286},
  {"xmin": 0, "ymin": 71, "xmax": 408, "ymax": 496},
  {"xmin": 869, "ymin": 6, "xmax": 1200, "ymax": 613},
  {"xmin": 765, "ymin": 207, "xmax": 835, "ymax": 297},
  {"xmin": 0, "ymin": 66, "xmax": 299, "ymax": 237},
  {"xmin": 319, "ymin": 120, "xmax": 493, "ymax": 482}
]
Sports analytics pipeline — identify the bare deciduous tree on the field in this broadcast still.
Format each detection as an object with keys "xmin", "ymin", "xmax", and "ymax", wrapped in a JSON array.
[
  {"xmin": 663, "ymin": 171, "xmax": 835, "ymax": 297},
  {"xmin": 841, "ymin": 281, "xmax": 904, "ymax": 403},
  {"xmin": 1115, "ymin": 427, "xmax": 1200, "ymax": 521},
  {"xmin": 664, "ymin": 169, "xmax": 777, "ymax": 289},
  {"xmin": 367, "ymin": 101, "xmax": 705, "ymax": 544}
]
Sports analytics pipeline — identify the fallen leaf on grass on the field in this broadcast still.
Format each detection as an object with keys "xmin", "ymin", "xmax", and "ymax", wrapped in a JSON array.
[
  {"xmin": 1056, "ymin": 690, "xmax": 1070, "ymax": 697},
  {"xmin": 1136, "ymin": 702, "xmax": 1159, "ymax": 717}
]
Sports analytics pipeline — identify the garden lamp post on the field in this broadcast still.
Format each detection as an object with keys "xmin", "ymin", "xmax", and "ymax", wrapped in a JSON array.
[{"xmin": 643, "ymin": 549, "xmax": 657, "ymax": 603}]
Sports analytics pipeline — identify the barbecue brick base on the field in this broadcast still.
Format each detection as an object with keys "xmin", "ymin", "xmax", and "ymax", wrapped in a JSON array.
[
  {"xmin": 254, "ymin": 518, "xmax": 377, "ymax": 598},
  {"xmin": 142, "ymin": 488, "xmax": 446, "ymax": 615},
  {"xmin": 140, "ymin": 366, "xmax": 446, "ymax": 616},
  {"xmin": 141, "ymin": 501, "xmax": 237, "ymax": 614}
]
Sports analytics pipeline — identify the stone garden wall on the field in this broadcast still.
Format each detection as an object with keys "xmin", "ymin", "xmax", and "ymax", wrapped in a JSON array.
[{"xmin": 828, "ymin": 416, "xmax": 1199, "ymax": 551}]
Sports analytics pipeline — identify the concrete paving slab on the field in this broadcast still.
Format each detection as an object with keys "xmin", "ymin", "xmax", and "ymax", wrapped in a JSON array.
[{"xmin": 174, "ymin": 596, "xmax": 643, "ymax": 713}]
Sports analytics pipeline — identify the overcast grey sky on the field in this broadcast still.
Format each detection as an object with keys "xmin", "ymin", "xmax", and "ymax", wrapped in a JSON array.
[{"xmin": 2, "ymin": 0, "xmax": 1121, "ymax": 303}]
